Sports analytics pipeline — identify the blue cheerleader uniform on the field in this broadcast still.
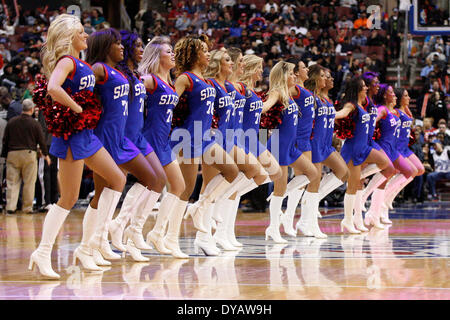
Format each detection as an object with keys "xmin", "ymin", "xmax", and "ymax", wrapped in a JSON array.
[
  {"xmin": 292, "ymin": 85, "xmax": 314, "ymax": 152},
  {"xmin": 396, "ymin": 109, "xmax": 414, "ymax": 158},
  {"xmin": 311, "ymin": 96, "xmax": 336, "ymax": 163},
  {"xmin": 375, "ymin": 106, "xmax": 401, "ymax": 163},
  {"xmin": 142, "ymin": 74, "xmax": 179, "ymax": 166},
  {"xmin": 209, "ymin": 78, "xmax": 235, "ymax": 153},
  {"xmin": 340, "ymin": 103, "xmax": 373, "ymax": 166},
  {"xmin": 225, "ymin": 81, "xmax": 246, "ymax": 149},
  {"xmin": 364, "ymin": 96, "xmax": 382, "ymax": 151},
  {"xmin": 267, "ymin": 98, "xmax": 303, "ymax": 166},
  {"xmin": 94, "ymin": 63, "xmax": 140, "ymax": 165},
  {"xmin": 239, "ymin": 83, "xmax": 266, "ymax": 157},
  {"xmin": 124, "ymin": 75, "xmax": 153, "ymax": 157},
  {"xmin": 169, "ymin": 72, "xmax": 216, "ymax": 159},
  {"xmin": 49, "ymin": 55, "xmax": 103, "ymax": 160}
]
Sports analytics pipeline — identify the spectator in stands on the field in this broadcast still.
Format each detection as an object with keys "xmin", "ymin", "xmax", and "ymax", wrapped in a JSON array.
[
  {"xmin": 421, "ymin": 57, "xmax": 435, "ymax": 79},
  {"xmin": 353, "ymin": 12, "xmax": 368, "ymax": 29},
  {"xmin": 400, "ymin": 33, "xmax": 420, "ymax": 87},
  {"xmin": 433, "ymin": 119, "xmax": 450, "ymax": 145},
  {"xmin": 321, "ymin": 12, "xmax": 338, "ymax": 30},
  {"xmin": 2, "ymin": 99, "xmax": 49, "ymax": 213},
  {"xmin": 0, "ymin": 88, "xmax": 21, "ymax": 121},
  {"xmin": 83, "ymin": 18, "xmax": 96, "ymax": 35},
  {"xmin": 336, "ymin": 37, "xmax": 354, "ymax": 56},
  {"xmin": 90, "ymin": 8, "xmax": 105, "ymax": 27},
  {"xmin": 291, "ymin": 38, "xmax": 306, "ymax": 56},
  {"xmin": 387, "ymin": 7, "xmax": 405, "ymax": 60},
  {"xmin": 0, "ymin": 42, "xmax": 10, "ymax": 63},
  {"xmin": 425, "ymin": 87, "xmax": 448, "ymax": 128},
  {"xmin": 427, "ymin": 46, "xmax": 446, "ymax": 62},
  {"xmin": 366, "ymin": 29, "xmax": 385, "ymax": 46},
  {"xmin": 175, "ymin": 10, "xmax": 192, "ymax": 31},
  {"xmin": 351, "ymin": 28, "xmax": 367, "ymax": 47},
  {"xmin": 264, "ymin": 0, "xmax": 279, "ymax": 14},
  {"xmin": 336, "ymin": 15, "xmax": 353, "ymax": 29},
  {"xmin": 198, "ymin": 21, "xmax": 212, "ymax": 37},
  {"xmin": 427, "ymin": 140, "xmax": 450, "ymax": 200},
  {"xmin": 422, "ymin": 117, "xmax": 437, "ymax": 142}
]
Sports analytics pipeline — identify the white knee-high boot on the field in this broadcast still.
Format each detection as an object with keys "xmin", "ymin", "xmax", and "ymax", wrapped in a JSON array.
[
  {"xmin": 73, "ymin": 205, "xmax": 104, "ymax": 270},
  {"xmin": 109, "ymin": 183, "xmax": 147, "ymax": 252},
  {"xmin": 307, "ymin": 191, "xmax": 327, "ymax": 239},
  {"xmin": 353, "ymin": 190, "xmax": 368, "ymax": 232},
  {"xmin": 281, "ymin": 188, "xmax": 304, "ymax": 237},
  {"xmin": 227, "ymin": 196, "xmax": 243, "ymax": 247},
  {"xmin": 384, "ymin": 174, "xmax": 411, "ymax": 210},
  {"xmin": 318, "ymin": 173, "xmax": 344, "ymax": 201},
  {"xmin": 360, "ymin": 164, "xmax": 382, "ymax": 179},
  {"xmin": 265, "ymin": 196, "xmax": 288, "ymax": 243},
  {"xmin": 29, "ymin": 204, "xmax": 70, "ymax": 279},
  {"xmin": 364, "ymin": 188, "xmax": 385, "ymax": 229},
  {"xmin": 295, "ymin": 190, "xmax": 314, "ymax": 237},
  {"xmin": 164, "ymin": 197, "xmax": 189, "ymax": 258},
  {"xmin": 361, "ymin": 172, "xmax": 388, "ymax": 212},
  {"xmin": 194, "ymin": 202, "xmax": 221, "ymax": 256},
  {"xmin": 88, "ymin": 187, "xmax": 123, "ymax": 260},
  {"xmin": 125, "ymin": 189, "xmax": 160, "ymax": 250},
  {"xmin": 341, "ymin": 193, "xmax": 361, "ymax": 234},
  {"xmin": 213, "ymin": 198, "xmax": 239, "ymax": 251}
]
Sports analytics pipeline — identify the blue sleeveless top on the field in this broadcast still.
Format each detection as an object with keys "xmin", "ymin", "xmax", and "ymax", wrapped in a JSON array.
[
  {"xmin": 225, "ymin": 81, "xmax": 246, "ymax": 148},
  {"xmin": 311, "ymin": 96, "xmax": 336, "ymax": 163},
  {"xmin": 49, "ymin": 55, "xmax": 103, "ymax": 160},
  {"xmin": 293, "ymin": 85, "xmax": 314, "ymax": 152},
  {"xmin": 143, "ymin": 74, "xmax": 179, "ymax": 166},
  {"xmin": 170, "ymin": 71, "xmax": 216, "ymax": 159},
  {"xmin": 209, "ymin": 78, "xmax": 234, "ymax": 152},
  {"xmin": 375, "ymin": 106, "xmax": 401, "ymax": 162},
  {"xmin": 94, "ymin": 63, "xmax": 140, "ymax": 164},
  {"xmin": 268, "ymin": 98, "xmax": 303, "ymax": 166},
  {"xmin": 396, "ymin": 109, "xmax": 414, "ymax": 158},
  {"xmin": 340, "ymin": 103, "xmax": 373, "ymax": 165},
  {"xmin": 124, "ymin": 75, "xmax": 153, "ymax": 156}
]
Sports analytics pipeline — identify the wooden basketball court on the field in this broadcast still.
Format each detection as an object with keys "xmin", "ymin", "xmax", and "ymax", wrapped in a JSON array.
[{"xmin": 0, "ymin": 202, "xmax": 449, "ymax": 300}]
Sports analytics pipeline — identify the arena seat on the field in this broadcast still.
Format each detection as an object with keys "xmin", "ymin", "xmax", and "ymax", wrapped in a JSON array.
[{"xmin": 335, "ymin": 6, "xmax": 352, "ymax": 19}]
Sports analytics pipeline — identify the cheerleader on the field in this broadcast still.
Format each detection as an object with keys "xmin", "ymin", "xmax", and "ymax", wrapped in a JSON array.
[
  {"xmin": 237, "ymin": 54, "xmax": 281, "ymax": 181},
  {"xmin": 358, "ymin": 72, "xmax": 396, "ymax": 215},
  {"xmin": 171, "ymin": 35, "xmax": 248, "ymax": 256},
  {"xmin": 302, "ymin": 65, "xmax": 349, "ymax": 238},
  {"xmin": 282, "ymin": 58, "xmax": 316, "ymax": 237},
  {"xmin": 263, "ymin": 61, "xmax": 319, "ymax": 243},
  {"xmin": 203, "ymin": 48, "xmax": 268, "ymax": 250},
  {"xmin": 84, "ymin": 28, "xmax": 165, "ymax": 264},
  {"xmin": 383, "ymin": 88, "xmax": 425, "ymax": 219},
  {"xmin": 107, "ymin": 30, "xmax": 169, "ymax": 260},
  {"xmin": 138, "ymin": 36, "xmax": 189, "ymax": 258},
  {"xmin": 364, "ymin": 84, "xmax": 418, "ymax": 229},
  {"xmin": 29, "ymin": 15, "xmax": 126, "ymax": 279},
  {"xmin": 335, "ymin": 76, "xmax": 392, "ymax": 233},
  {"xmin": 222, "ymin": 47, "xmax": 270, "ymax": 247}
]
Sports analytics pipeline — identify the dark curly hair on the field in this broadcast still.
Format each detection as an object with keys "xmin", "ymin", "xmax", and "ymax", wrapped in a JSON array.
[
  {"xmin": 174, "ymin": 34, "xmax": 209, "ymax": 77},
  {"xmin": 117, "ymin": 30, "xmax": 141, "ymax": 101}
]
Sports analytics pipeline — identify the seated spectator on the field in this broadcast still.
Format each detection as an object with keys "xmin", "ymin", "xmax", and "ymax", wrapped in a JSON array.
[
  {"xmin": 336, "ymin": 37, "xmax": 354, "ymax": 56},
  {"xmin": 321, "ymin": 12, "xmax": 338, "ymax": 30},
  {"xmin": 351, "ymin": 29, "xmax": 367, "ymax": 47},
  {"xmin": 0, "ymin": 64, "xmax": 19, "ymax": 89},
  {"xmin": 336, "ymin": 15, "xmax": 353, "ymax": 30},
  {"xmin": 431, "ymin": 119, "xmax": 450, "ymax": 145},
  {"xmin": 422, "ymin": 117, "xmax": 437, "ymax": 142},
  {"xmin": 309, "ymin": 12, "xmax": 321, "ymax": 30},
  {"xmin": 427, "ymin": 46, "xmax": 447, "ymax": 62},
  {"xmin": 175, "ymin": 10, "xmax": 192, "ymax": 31},
  {"xmin": 425, "ymin": 89, "xmax": 448, "ymax": 128},
  {"xmin": 290, "ymin": 38, "xmax": 306, "ymax": 56},
  {"xmin": 264, "ymin": 0, "xmax": 279, "ymax": 14},
  {"xmin": 421, "ymin": 57, "xmax": 435, "ymax": 79},
  {"xmin": 367, "ymin": 29, "xmax": 385, "ymax": 46},
  {"xmin": 353, "ymin": 12, "xmax": 368, "ymax": 29},
  {"xmin": 198, "ymin": 21, "xmax": 212, "ymax": 37},
  {"xmin": 427, "ymin": 140, "xmax": 450, "ymax": 200},
  {"xmin": 90, "ymin": 8, "xmax": 106, "ymax": 27}
]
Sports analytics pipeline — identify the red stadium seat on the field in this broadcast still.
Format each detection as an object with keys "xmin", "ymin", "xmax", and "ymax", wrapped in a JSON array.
[{"xmin": 335, "ymin": 6, "xmax": 352, "ymax": 19}]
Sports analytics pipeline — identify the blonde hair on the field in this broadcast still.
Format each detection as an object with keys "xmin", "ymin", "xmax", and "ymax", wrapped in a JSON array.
[
  {"xmin": 137, "ymin": 36, "xmax": 171, "ymax": 81},
  {"xmin": 227, "ymin": 47, "xmax": 242, "ymax": 74},
  {"xmin": 203, "ymin": 47, "xmax": 227, "ymax": 79},
  {"xmin": 268, "ymin": 61, "xmax": 295, "ymax": 109},
  {"xmin": 238, "ymin": 54, "xmax": 263, "ymax": 87},
  {"xmin": 41, "ymin": 14, "xmax": 82, "ymax": 78}
]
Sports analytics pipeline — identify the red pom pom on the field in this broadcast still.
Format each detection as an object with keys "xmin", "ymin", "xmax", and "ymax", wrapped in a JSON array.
[
  {"xmin": 34, "ymin": 78, "xmax": 102, "ymax": 140},
  {"xmin": 211, "ymin": 114, "xmax": 219, "ymax": 129},
  {"xmin": 171, "ymin": 93, "xmax": 190, "ymax": 131},
  {"xmin": 408, "ymin": 127, "xmax": 416, "ymax": 147},
  {"xmin": 260, "ymin": 102, "xmax": 283, "ymax": 129},
  {"xmin": 373, "ymin": 123, "xmax": 382, "ymax": 141},
  {"xmin": 335, "ymin": 110, "xmax": 356, "ymax": 139}
]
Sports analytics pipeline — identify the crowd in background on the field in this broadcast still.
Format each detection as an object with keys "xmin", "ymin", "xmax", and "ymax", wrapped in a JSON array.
[{"xmin": 0, "ymin": 0, "xmax": 448, "ymax": 212}]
